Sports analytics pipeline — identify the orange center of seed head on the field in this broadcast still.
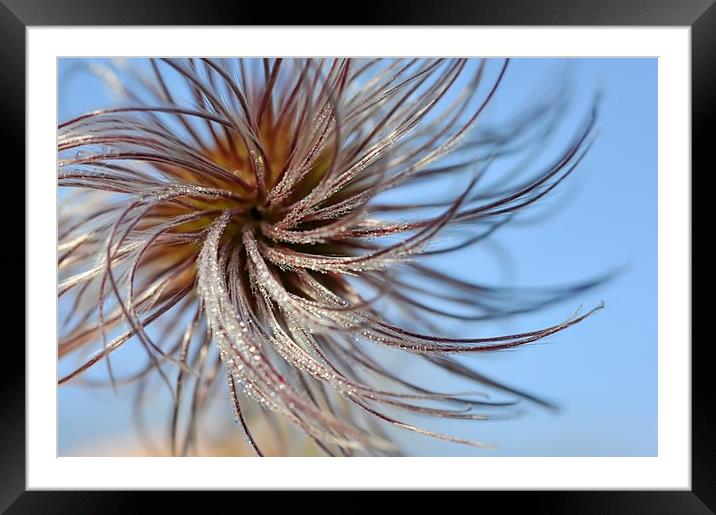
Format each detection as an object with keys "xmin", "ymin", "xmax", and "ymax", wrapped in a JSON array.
[{"xmin": 136, "ymin": 110, "xmax": 334, "ymax": 289}]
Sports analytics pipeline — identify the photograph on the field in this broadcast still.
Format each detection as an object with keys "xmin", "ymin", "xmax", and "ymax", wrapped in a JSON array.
[
  {"xmin": 57, "ymin": 56, "xmax": 657, "ymax": 458},
  {"xmin": 0, "ymin": 0, "xmax": 706, "ymax": 505}
]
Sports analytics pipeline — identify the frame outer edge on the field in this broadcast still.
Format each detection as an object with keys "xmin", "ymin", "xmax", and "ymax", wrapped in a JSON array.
[
  {"xmin": 0, "ymin": 0, "xmax": 27, "ymax": 512},
  {"xmin": 2, "ymin": 0, "xmax": 710, "ymax": 510},
  {"xmin": 691, "ymin": 1, "xmax": 716, "ymax": 512},
  {"xmin": 0, "ymin": 0, "xmax": 715, "ymax": 26}
]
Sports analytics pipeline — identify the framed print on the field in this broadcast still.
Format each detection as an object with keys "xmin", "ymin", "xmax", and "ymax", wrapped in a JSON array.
[{"xmin": 4, "ymin": 0, "xmax": 709, "ymax": 511}]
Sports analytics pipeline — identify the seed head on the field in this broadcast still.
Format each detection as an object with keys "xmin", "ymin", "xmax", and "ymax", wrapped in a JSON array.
[{"xmin": 58, "ymin": 58, "xmax": 603, "ymax": 456}]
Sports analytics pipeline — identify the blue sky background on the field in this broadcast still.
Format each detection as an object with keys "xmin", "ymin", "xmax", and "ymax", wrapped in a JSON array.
[{"xmin": 58, "ymin": 58, "xmax": 657, "ymax": 456}]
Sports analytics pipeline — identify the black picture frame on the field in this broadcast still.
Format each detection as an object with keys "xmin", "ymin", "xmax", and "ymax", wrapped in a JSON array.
[{"xmin": 3, "ymin": 0, "xmax": 708, "ymax": 511}]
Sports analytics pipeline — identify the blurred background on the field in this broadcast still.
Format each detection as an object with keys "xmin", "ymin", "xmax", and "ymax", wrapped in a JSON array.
[{"xmin": 58, "ymin": 58, "xmax": 657, "ymax": 457}]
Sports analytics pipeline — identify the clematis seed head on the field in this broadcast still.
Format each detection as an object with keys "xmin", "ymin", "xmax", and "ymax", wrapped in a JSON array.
[{"xmin": 58, "ymin": 58, "xmax": 604, "ymax": 456}]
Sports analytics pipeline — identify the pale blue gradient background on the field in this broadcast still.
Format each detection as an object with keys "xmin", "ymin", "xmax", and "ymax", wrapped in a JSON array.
[{"xmin": 58, "ymin": 58, "xmax": 657, "ymax": 456}]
